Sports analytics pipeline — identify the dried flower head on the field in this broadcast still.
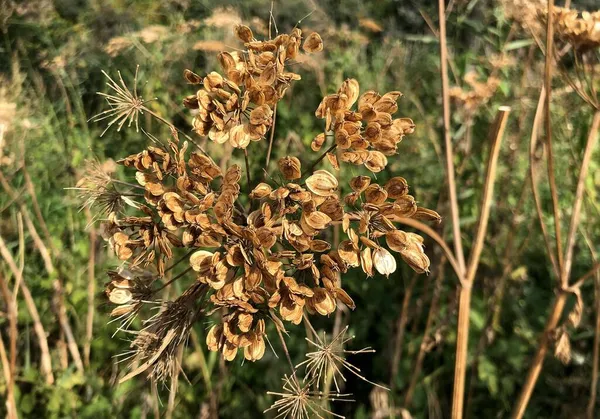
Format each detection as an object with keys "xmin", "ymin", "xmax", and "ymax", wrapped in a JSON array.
[
  {"xmin": 89, "ymin": 19, "xmax": 438, "ymax": 392},
  {"xmin": 265, "ymin": 374, "xmax": 351, "ymax": 419}
]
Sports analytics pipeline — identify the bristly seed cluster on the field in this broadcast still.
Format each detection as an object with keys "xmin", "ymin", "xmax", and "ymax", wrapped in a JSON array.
[{"xmin": 85, "ymin": 21, "xmax": 440, "ymax": 411}]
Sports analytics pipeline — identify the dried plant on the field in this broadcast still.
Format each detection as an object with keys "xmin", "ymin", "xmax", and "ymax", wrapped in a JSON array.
[{"xmin": 85, "ymin": 21, "xmax": 440, "ymax": 415}]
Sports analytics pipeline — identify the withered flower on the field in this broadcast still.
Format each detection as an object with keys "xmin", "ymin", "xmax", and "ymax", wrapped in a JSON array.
[{"xmin": 89, "ymin": 19, "xmax": 438, "ymax": 395}]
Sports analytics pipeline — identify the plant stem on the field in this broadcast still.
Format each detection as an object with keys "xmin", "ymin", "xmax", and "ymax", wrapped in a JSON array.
[
  {"xmin": 403, "ymin": 261, "xmax": 445, "ymax": 407},
  {"xmin": 511, "ymin": 291, "xmax": 567, "ymax": 419},
  {"xmin": 542, "ymin": 0, "xmax": 565, "ymax": 283},
  {"xmin": 244, "ymin": 148, "xmax": 252, "ymax": 197},
  {"xmin": 438, "ymin": 0, "xmax": 466, "ymax": 277},
  {"xmin": 390, "ymin": 274, "xmax": 418, "ymax": 390},
  {"xmin": 563, "ymin": 111, "xmax": 600, "ymax": 279},
  {"xmin": 303, "ymin": 143, "xmax": 337, "ymax": 176},
  {"xmin": 453, "ymin": 106, "xmax": 510, "ymax": 418},
  {"xmin": 264, "ymin": 103, "xmax": 277, "ymax": 174}
]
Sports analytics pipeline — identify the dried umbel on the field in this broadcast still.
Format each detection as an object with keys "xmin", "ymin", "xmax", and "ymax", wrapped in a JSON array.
[
  {"xmin": 540, "ymin": 6, "xmax": 600, "ymax": 109},
  {"xmin": 548, "ymin": 7, "xmax": 600, "ymax": 51},
  {"xmin": 87, "ymin": 20, "xmax": 438, "ymax": 410}
]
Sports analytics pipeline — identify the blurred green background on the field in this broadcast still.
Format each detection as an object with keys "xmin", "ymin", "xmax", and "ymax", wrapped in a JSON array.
[{"xmin": 1, "ymin": 0, "xmax": 599, "ymax": 418}]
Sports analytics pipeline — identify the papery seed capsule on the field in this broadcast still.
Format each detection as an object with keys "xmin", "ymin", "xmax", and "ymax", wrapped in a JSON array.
[{"xmin": 373, "ymin": 248, "xmax": 396, "ymax": 277}]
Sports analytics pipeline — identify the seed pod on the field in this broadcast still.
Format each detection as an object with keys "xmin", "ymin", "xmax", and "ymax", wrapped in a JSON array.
[
  {"xmin": 244, "ymin": 334, "xmax": 265, "ymax": 361},
  {"xmin": 250, "ymin": 182, "xmax": 272, "ymax": 199},
  {"xmin": 364, "ymin": 184, "xmax": 388, "ymax": 205},
  {"xmin": 349, "ymin": 176, "xmax": 370, "ymax": 193},
  {"xmin": 304, "ymin": 211, "xmax": 332, "ymax": 230},
  {"xmin": 365, "ymin": 150, "xmax": 388, "ymax": 172},
  {"xmin": 303, "ymin": 32, "xmax": 324, "ymax": 53},
  {"xmin": 385, "ymin": 177, "xmax": 409, "ymax": 198},
  {"xmin": 234, "ymin": 24, "xmax": 254, "ymax": 43},
  {"xmin": 339, "ymin": 78, "xmax": 360, "ymax": 108},
  {"xmin": 306, "ymin": 170, "xmax": 339, "ymax": 197},
  {"xmin": 360, "ymin": 247, "xmax": 373, "ymax": 277},
  {"xmin": 278, "ymin": 156, "xmax": 302, "ymax": 180},
  {"xmin": 311, "ymin": 132, "xmax": 326, "ymax": 151},
  {"xmin": 373, "ymin": 248, "xmax": 396, "ymax": 277},
  {"xmin": 190, "ymin": 250, "xmax": 214, "ymax": 271},
  {"xmin": 184, "ymin": 69, "xmax": 202, "ymax": 84},
  {"xmin": 413, "ymin": 207, "xmax": 442, "ymax": 224}
]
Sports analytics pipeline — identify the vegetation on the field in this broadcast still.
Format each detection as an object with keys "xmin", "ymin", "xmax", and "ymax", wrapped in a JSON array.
[{"xmin": 0, "ymin": 1, "xmax": 599, "ymax": 418}]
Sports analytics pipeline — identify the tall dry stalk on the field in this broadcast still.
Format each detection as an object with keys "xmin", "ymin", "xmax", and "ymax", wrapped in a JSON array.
[
  {"xmin": 451, "ymin": 107, "xmax": 510, "ymax": 418},
  {"xmin": 510, "ymin": 1, "xmax": 600, "ymax": 407}
]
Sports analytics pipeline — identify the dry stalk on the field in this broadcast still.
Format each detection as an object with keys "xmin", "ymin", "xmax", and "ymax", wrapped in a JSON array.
[
  {"xmin": 438, "ymin": 0, "xmax": 466, "ymax": 277},
  {"xmin": 0, "ymin": 332, "xmax": 18, "ymax": 419},
  {"xmin": 451, "ymin": 107, "xmax": 510, "ymax": 418},
  {"xmin": 512, "ymin": 109, "xmax": 600, "ymax": 419},
  {"xmin": 0, "ymin": 273, "xmax": 18, "ymax": 419},
  {"xmin": 0, "ymin": 233, "xmax": 54, "ymax": 383},
  {"xmin": 84, "ymin": 208, "xmax": 97, "ymax": 368},
  {"xmin": 0, "ymin": 170, "xmax": 84, "ymax": 374},
  {"xmin": 390, "ymin": 274, "xmax": 418, "ymax": 390},
  {"xmin": 403, "ymin": 259, "xmax": 446, "ymax": 407}
]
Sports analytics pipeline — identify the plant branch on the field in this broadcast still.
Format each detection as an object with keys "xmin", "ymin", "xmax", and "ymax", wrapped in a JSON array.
[{"xmin": 438, "ymin": 0, "xmax": 466, "ymax": 277}]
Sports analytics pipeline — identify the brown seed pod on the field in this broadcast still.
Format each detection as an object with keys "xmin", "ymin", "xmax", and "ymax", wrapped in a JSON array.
[
  {"xmin": 364, "ymin": 184, "xmax": 388, "ymax": 205},
  {"xmin": 234, "ymin": 24, "xmax": 254, "ymax": 43},
  {"xmin": 278, "ymin": 156, "xmax": 302, "ymax": 180},
  {"xmin": 306, "ymin": 170, "xmax": 339, "ymax": 197},
  {"xmin": 350, "ymin": 176, "xmax": 371, "ymax": 193},
  {"xmin": 303, "ymin": 32, "xmax": 324, "ymax": 53},
  {"xmin": 365, "ymin": 150, "xmax": 388, "ymax": 173},
  {"xmin": 385, "ymin": 177, "xmax": 409, "ymax": 198}
]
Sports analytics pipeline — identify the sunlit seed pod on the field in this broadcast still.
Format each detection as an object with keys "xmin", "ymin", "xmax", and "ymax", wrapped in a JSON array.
[
  {"xmin": 364, "ymin": 184, "xmax": 388, "ymax": 205},
  {"xmin": 108, "ymin": 288, "xmax": 133, "ymax": 305},
  {"xmin": 338, "ymin": 240, "xmax": 359, "ymax": 267},
  {"xmin": 278, "ymin": 156, "xmax": 302, "ymax": 180},
  {"xmin": 413, "ymin": 207, "xmax": 442, "ymax": 224},
  {"xmin": 373, "ymin": 248, "xmax": 397, "ymax": 277},
  {"xmin": 303, "ymin": 32, "xmax": 324, "ymax": 53},
  {"xmin": 190, "ymin": 250, "xmax": 214, "ymax": 271},
  {"xmin": 360, "ymin": 247, "xmax": 374, "ymax": 277},
  {"xmin": 306, "ymin": 170, "xmax": 339, "ymax": 197},
  {"xmin": 311, "ymin": 132, "xmax": 326, "ymax": 151},
  {"xmin": 304, "ymin": 211, "xmax": 332, "ymax": 230},
  {"xmin": 234, "ymin": 24, "xmax": 254, "ymax": 43},
  {"xmin": 364, "ymin": 150, "xmax": 388, "ymax": 173},
  {"xmin": 339, "ymin": 78, "xmax": 360, "ymax": 108}
]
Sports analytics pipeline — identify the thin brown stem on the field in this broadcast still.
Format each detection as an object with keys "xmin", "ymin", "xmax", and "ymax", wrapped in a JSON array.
[
  {"xmin": 438, "ymin": 0, "xmax": 466, "ymax": 277},
  {"xmin": 390, "ymin": 274, "xmax": 418, "ymax": 390},
  {"xmin": 563, "ymin": 111, "xmax": 600, "ymax": 279},
  {"xmin": 403, "ymin": 260, "xmax": 445, "ymax": 407},
  {"xmin": 543, "ymin": 0, "xmax": 565, "ymax": 282},
  {"xmin": 0, "ymin": 234, "xmax": 54, "ymax": 384},
  {"xmin": 511, "ymin": 290, "xmax": 567, "ymax": 419},
  {"xmin": 84, "ymin": 208, "xmax": 96, "ymax": 368},
  {"xmin": 529, "ymin": 87, "xmax": 560, "ymax": 277},
  {"xmin": 453, "ymin": 106, "xmax": 510, "ymax": 418},
  {"xmin": 0, "ymin": 273, "xmax": 18, "ymax": 419},
  {"xmin": 264, "ymin": 103, "xmax": 277, "ymax": 173},
  {"xmin": 303, "ymin": 143, "xmax": 337, "ymax": 176}
]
